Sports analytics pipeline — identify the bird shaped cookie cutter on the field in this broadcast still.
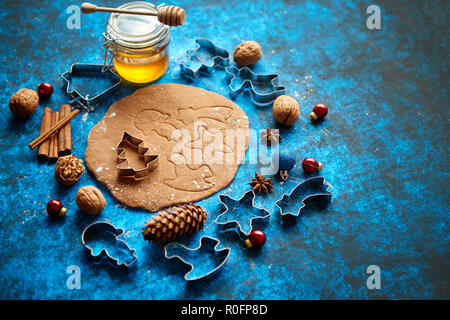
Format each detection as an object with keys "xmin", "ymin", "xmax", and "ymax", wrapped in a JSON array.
[
  {"xmin": 116, "ymin": 132, "xmax": 159, "ymax": 180},
  {"xmin": 164, "ymin": 236, "xmax": 231, "ymax": 281},
  {"xmin": 180, "ymin": 39, "xmax": 230, "ymax": 80},
  {"xmin": 275, "ymin": 176, "xmax": 332, "ymax": 219},
  {"xmin": 81, "ymin": 221, "xmax": 137, "ymax": 267},
  {"xmin": 216, "ymin": 190, "xmax": 271, "ymax": 237},
  {"xmin": 225, "ymin": 66, "xmax": 286, "ymax": 107}
]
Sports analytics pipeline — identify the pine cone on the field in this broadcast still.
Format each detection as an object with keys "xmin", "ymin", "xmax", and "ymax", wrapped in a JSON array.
[
  {"xmin": 142, "ymin": 203, "xmax": 207, "ymax": 244},
  {"xmin": 249, "ymin": 172, "xmax": 274, "ymax": 194}
]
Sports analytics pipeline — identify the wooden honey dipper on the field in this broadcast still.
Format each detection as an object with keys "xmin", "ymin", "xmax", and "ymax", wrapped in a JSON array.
[{"xmin": 81, "ymin": 2, "xmax": 185, "ymax": 26}]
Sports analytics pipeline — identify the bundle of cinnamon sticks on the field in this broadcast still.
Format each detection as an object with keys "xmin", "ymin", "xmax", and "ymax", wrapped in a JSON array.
[{"xmin": 36, "ymin": 104, "xmax": 74, "ymax": 161}]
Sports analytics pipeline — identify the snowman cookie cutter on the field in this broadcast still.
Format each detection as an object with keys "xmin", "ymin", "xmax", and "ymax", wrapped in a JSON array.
[{"xmin": 81, "ymin": 221, "xmax": 137, "ymax": 267}]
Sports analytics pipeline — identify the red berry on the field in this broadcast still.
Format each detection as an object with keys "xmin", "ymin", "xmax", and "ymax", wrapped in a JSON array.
[
  {"xmin": 37, "ymin": 83, "xmax": 53, "ymax": 99},
  {"xmin": 302, "ymin": 157, "xmax": 323, "ymax": 173},
  {"xmin": 247, "ymin": 230, "xmax": 266, "ymax": 248},
  {"xmin": 310, "ymin": 103, "xmax": 328, "ymax": 120},
  {"xmin": 46, "ymin": 199, "xmax": 67, "ymax": 218}
]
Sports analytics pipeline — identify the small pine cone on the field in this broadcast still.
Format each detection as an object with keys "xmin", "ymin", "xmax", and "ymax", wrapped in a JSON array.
[{"xmin": 142, "ymin": 203, "xmax": 207, "ymax": 244}]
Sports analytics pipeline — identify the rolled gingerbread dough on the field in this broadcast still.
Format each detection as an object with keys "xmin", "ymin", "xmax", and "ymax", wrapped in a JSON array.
[{"xmin": 85, "ymin": 83, "xmax": 249, "ymax": 211}]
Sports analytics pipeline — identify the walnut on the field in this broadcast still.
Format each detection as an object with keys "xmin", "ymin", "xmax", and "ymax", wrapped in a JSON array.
[
  {"xmin": 9, "ymin": 88, "xmax": 39, "ymax": 118},
  {"xmin": 272, "ymin": 95, "xmax": 300, "ymax": 126},
  {"xmin": 55, "ymin": 155, "xmax": 85, "ymax": 186},
  {"xmin": 76, "ymin": 186, "xmax": 106, "ymax": 215},
  {"xmin": 233, "ymin": 41, "xmax": 262, "ymax": 66}
]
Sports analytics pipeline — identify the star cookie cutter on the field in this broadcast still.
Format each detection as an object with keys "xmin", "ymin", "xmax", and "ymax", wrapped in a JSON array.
[
  {"xmin": 225, "ymin": 66, "xmax": 286, "ymax": 107},
  {"xmin": 164, "ymin": 236, "xmax": 231, "ymax": 281},
  {"xmin": 116, "ymin": 132, "xmax": 159, "ymax": 180},
  {"xmin": 61, "ymin": 63, "xmax": 121, "ymax": 111},
  {"xmin": 216, "ymin": 190, "xmax": 271, "ymax": 236},
  {"xmin": 180, "ymin": 39, "xmax": 230, "ymax": 80},
  {"xmin": 275, "ymin": 176, "xmax": 332, "ymax": 219},
  {"xmin": 81, "ymin": 221, "xmax": 137, "ymax": 267}
]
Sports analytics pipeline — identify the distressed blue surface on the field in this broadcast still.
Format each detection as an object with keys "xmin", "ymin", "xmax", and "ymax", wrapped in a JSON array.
[{"xmin": 0, "ymin": 0, "xmax": 449, "ymax": 299}]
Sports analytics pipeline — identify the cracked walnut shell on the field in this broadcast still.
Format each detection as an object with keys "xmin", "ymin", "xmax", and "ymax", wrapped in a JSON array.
[
  {"xmin": 233, "ymin": 41, "xmax": 262, "ymax": 66},
  {"xmin": 9, "ymin": 88, "xmax": 39, "ymax": 118},
  {"xmin": 76, "ymin": 186, "xmax": 106, "ymax": 215},
  {"xmin": 55, "ymin": 155, "xmax": 85, "ymax": 186}
]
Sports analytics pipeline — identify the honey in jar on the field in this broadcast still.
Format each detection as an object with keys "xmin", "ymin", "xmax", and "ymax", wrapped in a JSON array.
[{"xmin": 105, "ymin": 1, "xmax": 170, "ymax": 83}]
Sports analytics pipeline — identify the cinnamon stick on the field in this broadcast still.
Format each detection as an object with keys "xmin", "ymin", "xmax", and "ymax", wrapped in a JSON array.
[
  {"xmin": 62, "ymin": 104, "xmax": 72, "ymax": 155},
  {"xmin": 37, "ymin": 108, "xmax": 52, "ymax": 160},
  {"xmin": 58, "ymin": 106, "xmax": 66, "ymax": 156},
  {"xmin": 29, "ymin": 109, "xmax": 80, "ymax": 149},
  {"xmin": 48, "ymin": 113, "xmax": 55, "ymax": 160},
  {"xmin": 49, "ymin": 111, "xmax": 60, "ymax": 161}
]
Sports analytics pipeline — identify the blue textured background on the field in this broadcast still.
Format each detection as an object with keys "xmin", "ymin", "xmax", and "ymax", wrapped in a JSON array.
[{"xmin": 0, "ymin": 0, "xmax": 448, "ymax": 299}]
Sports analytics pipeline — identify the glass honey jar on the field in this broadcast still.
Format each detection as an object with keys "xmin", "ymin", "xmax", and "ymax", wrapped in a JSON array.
[{"xmin": 104, "ymin": 1, "xmax": 170, "ymax": 84}]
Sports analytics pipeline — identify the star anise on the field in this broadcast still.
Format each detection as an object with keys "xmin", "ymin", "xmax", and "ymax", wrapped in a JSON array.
[
  {"xmin": 261, "ymin": 128, "xmax": 281, "ymax": 146},
  {"xmin": 249, "ymin": 172, "xmax": 274, "ymax": 194}
]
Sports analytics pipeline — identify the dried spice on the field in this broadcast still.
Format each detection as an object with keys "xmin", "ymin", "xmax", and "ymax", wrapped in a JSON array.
[
  {"xmin": 249, "ymin": 172, "xmax": 274, "ymax": 194},
  {"xmin": 261, "ymin": 127, "xmax": 281, "ymax": 146}
]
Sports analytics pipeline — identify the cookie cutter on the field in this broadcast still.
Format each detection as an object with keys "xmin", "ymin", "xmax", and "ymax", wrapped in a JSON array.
[
  {"xmin": 61, "ymin": 63, "xmax": 122, "ymax": 111},
  {"xmin": 116, "ymin": 132, "xmax": 159, "ymax": 180},
  {"xmin": 180, "ymin": 39, "xmax": 230, "ymax": 80},
  {"xmin": 216, "ymin": 190, "xmax": 271, "ymax": 236},
  {"xmin": 225, "ymin": 66, "xmax": 286, "ymax": 107},
  {"xmin": 81, "ymin": 221, "xmax": 137, "ymax": 267},
  {"xmin": 275, "ymin": 176, "xmax": 332, "ymax": 219},
  {"xmin": 164, "ymin": 236, "xmax": 231, "ymax": 281}
]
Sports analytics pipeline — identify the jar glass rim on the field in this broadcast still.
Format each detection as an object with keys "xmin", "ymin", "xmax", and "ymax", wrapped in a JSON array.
[{"xmin": 105, "ymin": 1, "xmax": 170, "ymax": 49}]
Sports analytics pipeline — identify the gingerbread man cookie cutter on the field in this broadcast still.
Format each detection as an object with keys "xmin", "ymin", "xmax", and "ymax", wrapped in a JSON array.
[
  {"xmin": 81, "ymin": 221, "xmax": 137, "ymax": 267},
  {"xmin": 116, "ymin": 132, "xmax": 159, "ymax": 180},
  {"xmin": 179, "ymin": 39, "xmax": 230, "ymax": 80},
  {"xmin": 225, "ymin": 66, "xmax": 286, "ymax": 107}
]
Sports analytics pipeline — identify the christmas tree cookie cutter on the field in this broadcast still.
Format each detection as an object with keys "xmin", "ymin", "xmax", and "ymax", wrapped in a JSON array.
[
  {"xmin": 216, "ymin": 190, "xmax": 271, "ymax": 236},
  {"xmin": 164, "ymin": 236, "xmax": 231, "ymax": 281},
  {"xmin": 116, "ymin": 132, "xmax": 159, "ymax": 180},
  {"xmin": 179, "ymin": 39, "xmax": 230, "ymax": 80},
  {"xmin": 81, "ymin": 221, "xmax": 137, "ymax": 267},
  {"xmin": 225, "ymin": 66, "xmax": 286, "ymax": 107},
  {"xmin": 61, "ymin": 63, "xmax": 121, "ymax": 111},
  {"xmin": 275, "ymin": 176, "xmax": 332, "ymax": 219}
]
